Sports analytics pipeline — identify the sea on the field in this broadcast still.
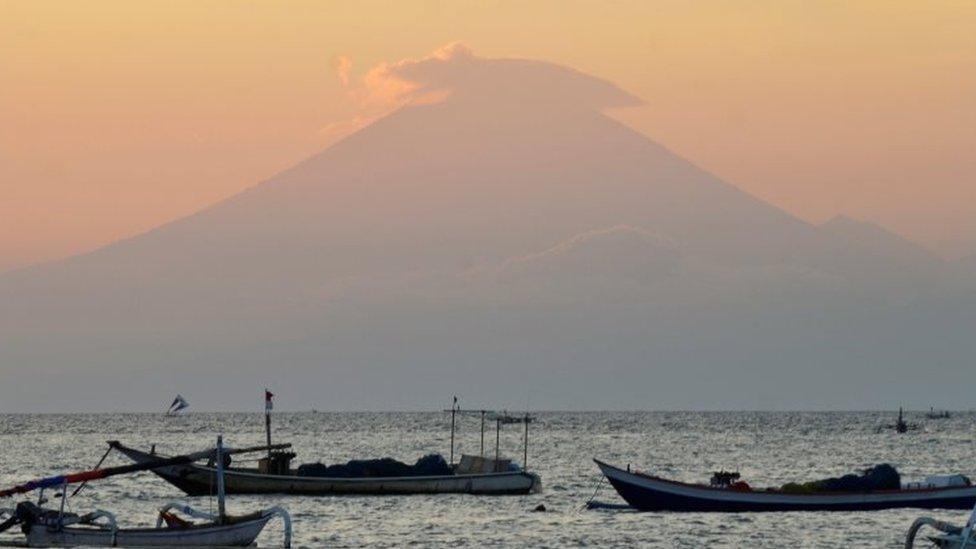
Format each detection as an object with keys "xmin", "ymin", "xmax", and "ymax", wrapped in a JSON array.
[{"xmin": 1, "ymin": 411, "xmax": 973, "ymax": 548}]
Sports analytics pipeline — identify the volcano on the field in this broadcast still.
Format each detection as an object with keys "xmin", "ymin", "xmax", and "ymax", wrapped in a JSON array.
[{"xmin": 1, "ymin": 46, "xmax": 970, "ymax": 411}]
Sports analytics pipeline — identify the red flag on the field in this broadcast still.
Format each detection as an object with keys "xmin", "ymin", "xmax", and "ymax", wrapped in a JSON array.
[{"xmin": 265, "ymin": 389, "xmax": 274, "ymax": 412}]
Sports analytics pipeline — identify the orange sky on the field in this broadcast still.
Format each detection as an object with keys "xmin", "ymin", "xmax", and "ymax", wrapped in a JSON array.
[{"xmin": 2, "ymin": 1, "xmax": 974, "ymax": 272}]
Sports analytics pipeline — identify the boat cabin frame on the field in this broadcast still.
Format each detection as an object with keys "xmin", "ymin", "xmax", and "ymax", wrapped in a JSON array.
[{"xmin": 445, "ymin": 399, "xmax": 536, "ymax": 472}]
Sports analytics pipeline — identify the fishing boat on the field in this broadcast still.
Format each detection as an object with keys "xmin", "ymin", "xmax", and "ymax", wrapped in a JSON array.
[
  {"xmin": 876, "ymin": 407, "xmax": 919, "ymax": 434},
  {"xmin": 0, "ymin": 436, "xmax": 291, "ymax": 547},
  {"xmin": 166, "ymin": 394, "xmax": 189, "ymax": 416},
  {"xmin": 594, "ymin": 459, "xmax": 976, "ymax": 512},
  {"xmin": 111, "ymin": 395, "xmax": 541, "ymax": 496},
  {"xmin": 905, "ymin": 502, "xmax": 976, "ymax": 548},
  {"xmin": 926, "ymin": 407, "xmax": 952, "ymax": 420}
]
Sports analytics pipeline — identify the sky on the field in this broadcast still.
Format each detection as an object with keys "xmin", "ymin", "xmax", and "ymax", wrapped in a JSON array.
[{"xmin": 2, "ymin": 1, "xmax": 974, "ymax": 273}]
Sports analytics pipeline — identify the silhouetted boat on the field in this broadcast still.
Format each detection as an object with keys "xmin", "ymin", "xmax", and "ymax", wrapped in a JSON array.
[
  {"xmin": 0, "ymin": 436, "xmax": 291, "ymax": 547},
  {"xmin": 111, "ymin": 441, "xmax": 540, "ymax": 496},
  {"xmin": 594, "ymin": 459, "xmax": 976, "ymax": 512},
  {"xmin": 877, "ymin": 407, "xmax": 919, "ymax": 433},
  {"xmin": 111, "ymin": 396, "xmax": 541, "ymax": 496},
  {"xmin": 926, "ymin": 407, "xmax": 952, "ymax": 419}
]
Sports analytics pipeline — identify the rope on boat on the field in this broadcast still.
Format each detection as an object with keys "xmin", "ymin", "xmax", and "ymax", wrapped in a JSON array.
[
  {"xmin": 904, "ymin": 517, "xmax": 963, "ymax": 548},
  {"xmin": 70, "ymin": 445, "xmax": 113, "ymax": 498},
  {"xmin": 577, "ymin": 475, "xmax": 607, "ymax": 513}
]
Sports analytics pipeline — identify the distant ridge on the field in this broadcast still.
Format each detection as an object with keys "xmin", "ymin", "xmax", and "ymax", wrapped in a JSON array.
[{"xmin": 820, "ymin": 214, "xmax": 940, "ymax": 263}]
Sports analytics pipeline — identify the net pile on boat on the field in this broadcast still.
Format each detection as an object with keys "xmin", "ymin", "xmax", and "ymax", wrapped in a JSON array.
[
  {"xmin": 779, "ymin": 463, "xmax": 900, "ymax": 493},
  {"xmin": 295, "ymin": 454, "xmax": 452, "ymax": 478}
]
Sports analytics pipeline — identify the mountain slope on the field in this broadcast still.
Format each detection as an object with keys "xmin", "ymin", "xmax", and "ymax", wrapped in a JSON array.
[{"xmin": 0, "ymin": 48, "xmax": 964, "ymax": 411}]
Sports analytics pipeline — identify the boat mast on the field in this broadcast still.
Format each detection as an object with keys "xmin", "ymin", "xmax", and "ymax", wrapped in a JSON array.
[
  {"xmin": 523, "ymin": 412, "xmax": 529, "ymax": 471},
  {"xmin": 265, "ymin": 389, "xmax": 274, "ymax": 460},
  {"xmin": 215, "ymin": 435, "xmax": 226, "ymax": 523},
  {"xmin": 495, "ymin": 416, "xmax": 501, "ymax": 467},
  {"xmin": 449, "ymin": 396, "xmax": 458, "ymax": 465},
  {"xmin": 480, "ymin": 410, "xmax": 486, "ymax": 457}
]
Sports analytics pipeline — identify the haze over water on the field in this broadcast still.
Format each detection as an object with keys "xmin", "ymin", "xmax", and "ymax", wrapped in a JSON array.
[{"xmin": 2, "ymin": 411, "xmax": 973, "ymax": 547}]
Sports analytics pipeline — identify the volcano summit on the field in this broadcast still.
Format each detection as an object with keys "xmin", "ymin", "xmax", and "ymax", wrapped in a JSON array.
[{"xmin": 1, "ymin": 46, "xmax": 971, "ymax": 411}]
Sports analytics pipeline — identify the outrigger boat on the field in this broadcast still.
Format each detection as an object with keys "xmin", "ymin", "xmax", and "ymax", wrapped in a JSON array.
[
  {"xmin": 0, "ymin": 436, "xmax": 291, "ymax": 547},
  {"xmin": 111, "ymin": 396, "xmax": 541, "ymax": 496},
  {"xmin": 594, "ymin": 459, "xmax": 976, "ymax": 512}
]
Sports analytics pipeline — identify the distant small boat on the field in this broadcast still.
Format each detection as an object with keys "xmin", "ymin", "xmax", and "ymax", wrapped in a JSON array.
[
  {"xmin": 877, "ymin": 407, "xmax": 919, "ymax": 434},
  {"xmin": 166, "ymin": 394, "xmax": 189, "ymax": 416},
  {"xmin": 926, "ymin": 407, "xmax": 952, "ymax": 420},
  {"xmin": 594, "ymin": 459, "xmax": 976, "ymax": 512}
]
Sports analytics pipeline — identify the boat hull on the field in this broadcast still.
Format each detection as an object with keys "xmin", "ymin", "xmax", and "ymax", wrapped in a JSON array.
[
  {"xmin": 24, "ymin": 514, "xmax": 271, "ymax": 547},
  {"xmin": 595, "ymin": 460, "xmax": 976, "ymax": 512},
  {"xmin": 115, "ymin": 444, "xmax": 541, "ymax": 496}
]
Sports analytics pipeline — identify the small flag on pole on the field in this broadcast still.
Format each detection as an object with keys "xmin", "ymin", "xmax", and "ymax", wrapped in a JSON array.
[{"xmin": 265, "ymin": 389, "xmax": 274, "ymax": 412}]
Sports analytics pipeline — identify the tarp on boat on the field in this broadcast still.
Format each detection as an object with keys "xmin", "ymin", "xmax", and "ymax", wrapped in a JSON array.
[
  {"xmin": 295, "ymin": 454, "xmax": 452, "ymax": 478},
  {"xmin": 781, "ymin": 463, "xmax": 900, "ymax": 493},
  {"xmin": 455, "ymin": 455, "xmax": 512, "ymax": 474}
]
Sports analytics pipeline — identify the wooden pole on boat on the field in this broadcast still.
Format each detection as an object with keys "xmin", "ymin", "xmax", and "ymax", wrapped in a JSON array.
[
  {"xmin": 495, "ymin": 417, "xmax": 501, "ymax": 470},
  {"xmin": 57, "ymin": 482, "xmax": 68, "ymax": 527},
  {"xmin": 215, "ymin": 435, "xmax": 226, "ymax": 524},
  {"xmin": 265, "ymin": 389, "xmax": 274, "ymax": 461},
  {"xmin": 449, "ymin": 396, "xmax": 457, "ymax": 465},
  {"xmin": 265, "ymin": 412, "xmax": 272, "ymax": 460},
  {"xmin": 480, "ymin": 410, "xmax": 486, "ymax": 457},
  {"xmin": 523, "ymin": 413, "xmax": 529, "ymax": 471}
]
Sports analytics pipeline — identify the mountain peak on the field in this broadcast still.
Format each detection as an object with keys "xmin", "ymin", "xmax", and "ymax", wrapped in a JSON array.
[
  {"xmin": 0, "ymin": 48, "xmax": 968, "ymax": 411},
  {"xmin": 361, "ymin": 43, "xmax": 643, "ymax": 114}
]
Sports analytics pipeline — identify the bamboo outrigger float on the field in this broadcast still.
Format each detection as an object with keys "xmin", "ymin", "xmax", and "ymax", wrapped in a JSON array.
[
  {"xmin": 905, "ymin": 498, "xmax": 976, "ymax": 548},
  {"xmin": 111, "ymin": 396, "xmax": 541, "ymax": 497},
  {"xmin": 0, "ymin": 436, "xmax": 291, "ymax": 548}
]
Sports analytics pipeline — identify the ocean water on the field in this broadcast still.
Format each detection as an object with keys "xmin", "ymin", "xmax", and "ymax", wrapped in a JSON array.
[{"xmin": 1, "ymin": 412, "xmax": 973, "ymax": 548}]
